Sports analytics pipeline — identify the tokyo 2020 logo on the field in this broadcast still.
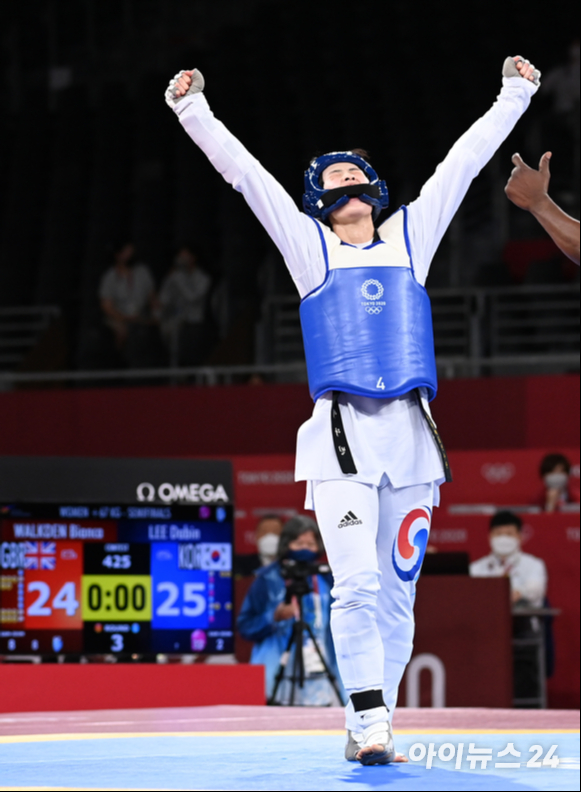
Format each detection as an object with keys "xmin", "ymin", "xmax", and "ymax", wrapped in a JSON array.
[{"xmin": 361, "ymin": 279, "xmax": 384, "ymax": 301}]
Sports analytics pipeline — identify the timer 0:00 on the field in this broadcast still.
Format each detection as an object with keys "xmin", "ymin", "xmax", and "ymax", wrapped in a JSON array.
[{"xmin": 87, "ymin": 583, "xmax": 147, "ymax": 612}]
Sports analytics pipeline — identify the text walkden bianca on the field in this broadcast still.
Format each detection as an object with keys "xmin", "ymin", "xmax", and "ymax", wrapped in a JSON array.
[{"xmin": 7, "ymin": 524, "xmax": 108, "ymax": 541}]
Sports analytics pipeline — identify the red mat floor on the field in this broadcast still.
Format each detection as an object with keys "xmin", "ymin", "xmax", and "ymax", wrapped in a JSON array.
[{"xmin": 0, "ymin": 705, "xmax": 578, "ymax": 736}]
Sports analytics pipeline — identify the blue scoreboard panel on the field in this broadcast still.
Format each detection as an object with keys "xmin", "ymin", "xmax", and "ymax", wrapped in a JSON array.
[{"xmin": 0, "ymin": 502, "xmax": 234, "ymax": 657}]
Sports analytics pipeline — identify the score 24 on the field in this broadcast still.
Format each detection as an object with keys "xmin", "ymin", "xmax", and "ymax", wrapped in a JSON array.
[
  {"xmin": 24, "ymin": 542, "xmax": 83, "ymax": 630},
  {"xmin": 151, "ymin": 543, "xmax": 209, "ymax": 630}
]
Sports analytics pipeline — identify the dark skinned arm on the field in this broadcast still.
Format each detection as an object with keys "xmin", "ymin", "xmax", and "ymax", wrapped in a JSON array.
[{"xmin": 505, "ymin": 152, "xmax": 580, "ymax": 265}]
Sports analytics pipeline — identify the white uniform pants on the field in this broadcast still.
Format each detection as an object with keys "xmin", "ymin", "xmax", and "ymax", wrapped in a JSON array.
[{"xmin": 313, "ymin": 476, "xmax": 437, "ymax": 729}]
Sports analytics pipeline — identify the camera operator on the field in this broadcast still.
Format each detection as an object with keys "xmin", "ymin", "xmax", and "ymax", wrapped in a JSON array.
[{"xmin": 237, "ymin": 515, "xmax": 344, "ymax": 705}]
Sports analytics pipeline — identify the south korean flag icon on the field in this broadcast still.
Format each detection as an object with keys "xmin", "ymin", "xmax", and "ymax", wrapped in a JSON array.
[
  {"xmin": 199, "ymin": 543, "xmax": 232, "ymax": 571},
  {"xmin": 392, "ymin": 507, "xmax": 431, "ymax": 582}
]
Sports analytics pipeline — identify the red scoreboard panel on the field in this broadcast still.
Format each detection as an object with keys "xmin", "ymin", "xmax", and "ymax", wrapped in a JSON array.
[{"xmin": 24, "ymin": 541, "xmax": 83, "ymax": 632}]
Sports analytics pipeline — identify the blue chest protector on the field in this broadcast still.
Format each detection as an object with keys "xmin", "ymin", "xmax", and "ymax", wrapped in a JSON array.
[{"xmin": 300, "ymin": 262, "xmax": 438, "ymax": 402}]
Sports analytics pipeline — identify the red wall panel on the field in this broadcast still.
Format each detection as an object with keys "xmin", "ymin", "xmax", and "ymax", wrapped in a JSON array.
[
  {"xmin": 397, "ymin": 577, "xmax": 513, "ymax": 708},
  {"xmin": 0, "ymin": 663, "xmax": 265, "ymax": 713},
  {"xmin": 428, "ymin": 511, "xmax": 580, "ymax": 710},
  {"xmin": 525, "ymin": 375, "xmax": 581, "ymax": 447},
  {"xmin": 439, "ymin": 448, "xmax": 580, "ymax": 509},
  {"xmin": 0, "ymin": 384, "xmax": 312, "ymax": 457},
  {"xmin": 431, "ymin": 374, "xmax": 580, "ymax": 451},
  {"xmin": 432, "ymin": 377, "xmax": 528, "ymax": 449},
  {"xmin": 0, "ymin": 375, "xmax": 578, "ymax": 457}
]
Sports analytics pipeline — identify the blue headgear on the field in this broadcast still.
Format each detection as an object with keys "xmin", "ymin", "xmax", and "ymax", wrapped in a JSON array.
[{"xmin": 303, "ymin": 151, "xmax": 389, "ymax": 223}]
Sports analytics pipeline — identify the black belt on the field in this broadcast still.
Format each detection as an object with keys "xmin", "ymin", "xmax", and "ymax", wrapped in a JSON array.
[
  {"xmin": 331, "ymin": 392, "xmax": 357, "ymax": 474},
  {"xmin": 413, "ymin": 388, "xmax": 453, "ymax": 483},
  {"xmin": 330, "ymin": 389, "xmax": 453, "ymax": 482}
]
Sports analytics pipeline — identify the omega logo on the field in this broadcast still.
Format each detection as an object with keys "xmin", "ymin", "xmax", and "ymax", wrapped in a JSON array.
[
  {"xmin": 137, "ymin": 483, "xmax": 156, "ymax": 502},
  {"xmin": 136, "ymin": 482, "xmax": 229, "ymax": 504}
]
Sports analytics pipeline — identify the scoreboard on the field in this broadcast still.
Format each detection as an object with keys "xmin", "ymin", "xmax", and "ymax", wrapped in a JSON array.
[{"xmin": 0, "ymin": 502, "xmax": 234, "ymax": 657}]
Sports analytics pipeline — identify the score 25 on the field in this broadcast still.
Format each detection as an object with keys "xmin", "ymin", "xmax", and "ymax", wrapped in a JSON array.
[{"xmin": 152, "ymin": 570, "xmax": 209, "ymax": 630}]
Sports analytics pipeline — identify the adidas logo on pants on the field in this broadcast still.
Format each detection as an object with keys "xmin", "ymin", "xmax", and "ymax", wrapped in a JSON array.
[{"xmin": 338, "ymin": 511, "xmax": 363, "ymax": 528}]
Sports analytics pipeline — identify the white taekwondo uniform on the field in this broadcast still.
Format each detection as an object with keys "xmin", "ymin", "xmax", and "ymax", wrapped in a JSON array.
[{"xmin": 173, "ymin": 74, "xmax": 538, "ymax": 727}]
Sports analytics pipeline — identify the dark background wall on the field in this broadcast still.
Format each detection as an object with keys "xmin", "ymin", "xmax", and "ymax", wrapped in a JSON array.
[{"xmin": 0, "ymin": 0, "xmax": 579, "ymax": 368}]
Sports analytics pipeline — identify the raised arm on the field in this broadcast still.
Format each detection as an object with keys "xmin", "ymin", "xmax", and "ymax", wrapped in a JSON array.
[
  {"xmin": 505, "ymin": 152, "xmax": 580, "ymax": 265},
  {"xmin": 165, "ymin": 70, "xmax": 326, "ymax": 298},
  {"xmin": 404, "ymin": 56, "xmax": 540, "ymax": 285}
]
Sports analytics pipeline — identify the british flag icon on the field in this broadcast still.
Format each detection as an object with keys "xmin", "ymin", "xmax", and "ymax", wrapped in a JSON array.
[{"xmin": 24, "ymin": 542, "xmax": 57, "ymax": 570}]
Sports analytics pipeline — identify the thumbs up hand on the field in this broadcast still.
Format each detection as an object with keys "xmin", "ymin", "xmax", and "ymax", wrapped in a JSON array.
[{"xmin": 504, "ymin": 151, "xmax": 552, "ymax": 212}]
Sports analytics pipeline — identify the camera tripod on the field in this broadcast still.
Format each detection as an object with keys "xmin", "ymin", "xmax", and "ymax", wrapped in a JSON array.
[{"xmin": 268, "ymin": 584, "xmax": 345, "ymax": 706}]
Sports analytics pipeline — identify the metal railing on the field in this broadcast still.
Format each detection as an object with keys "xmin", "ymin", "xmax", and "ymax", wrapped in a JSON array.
[
  {"xmin": 488, "ymin": 285, "xmax": 579, "ymax": 356},
  {"xmin": 0, "ymin": 284, "xmax": 577, "ymax": 389},
  {"xmin": 0, "ymin": 362, "xmax": 309, "ymax": 390},
  {"xmin": 262, "ymin": 284, "xmax": 580, "ymax": 378},
  {"xmin": 1, "ymin": 355, "xmax": 580, "ymax": 391},
  {"xmin": 0, "ymin": 306, "xmax": 61, "ymax": 371}
]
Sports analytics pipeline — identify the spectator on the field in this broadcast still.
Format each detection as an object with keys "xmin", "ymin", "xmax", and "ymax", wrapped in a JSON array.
[
  {"xmin": 99, "ymin": 242, "xmax": 162, "ymax": 368},
  {"xmin": 159, "ymin": 246, "xmax": 211, "ymax": 366},
  {"xmin": 538, "ymin": 453, "xmax": 580, "ymax": 512},
  {"xmin": 470, "ymin": 511, "xmax": 550, "ymax": 705},
  {"xmin": 470, "ymin": 510, "xmax": 547, "ymax": 606},
  {"xmin": 536, "ymin": 39, "xmax": 580, "ymax": 216},
  {"xmin": 237, "ymin": 515, "xmax": 344, "ymax": 706},
  {"xmin": 234, "ymin": 515, "xmax": 284, "ymax": 577},
  {"xmin": 542, "ymin": 40, "xmax": 580, "ymax": 119}
]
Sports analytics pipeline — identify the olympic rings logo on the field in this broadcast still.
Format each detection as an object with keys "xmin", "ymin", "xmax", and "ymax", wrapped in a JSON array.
[
  {"xmin": 366, "ymin": 307, "xmax": 383, "ymax": 314},
  {"xmin": 361, "ymin": 279, "xmax": 384, "ymax": 301}
]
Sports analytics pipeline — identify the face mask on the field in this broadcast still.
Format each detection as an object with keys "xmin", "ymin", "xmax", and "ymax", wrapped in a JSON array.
[
  {"xmin": 491, "ymin": 535, "xmax": 520, "ymax": 557},
  {"xmin": 287, "ymin": 548, "xmax": 319, "ymax": 564},
  {"xmin": 544, "ymin": 472, "xmax": 568, "ymax": 491},
  {"xmin": 257, "ymin": 533, "xmax": 279, "ymax": 565}
]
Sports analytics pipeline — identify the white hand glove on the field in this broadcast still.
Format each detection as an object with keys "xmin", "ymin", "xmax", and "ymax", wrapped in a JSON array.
[
  {"xmin": 164, "ymin": 69, "xmax": 205, "ymax": 109},
  {"xmin": 503, "ymin": 56, "xmax": 541, "ymax": 87}
]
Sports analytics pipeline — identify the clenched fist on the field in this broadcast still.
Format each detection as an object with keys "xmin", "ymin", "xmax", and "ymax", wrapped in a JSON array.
[
  {"xmin": 503, "ymin": 55, "xmax": 541, "ymax": 86},
  {"xmin": 164, "ymin": 69, "xmax": 205, "ymax": 108}
]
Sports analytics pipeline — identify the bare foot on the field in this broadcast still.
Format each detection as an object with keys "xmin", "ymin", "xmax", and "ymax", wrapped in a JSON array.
[
  {"xmin": 356, "ymin": 744, "xmax": 394, "ymax": 764},
  {"xmin": 394, "ymin": 753, "xmax": 408, "ymax": 763}
]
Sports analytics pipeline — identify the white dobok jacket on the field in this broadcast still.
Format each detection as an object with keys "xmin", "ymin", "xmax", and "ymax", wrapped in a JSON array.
[{"xmin": 173, "ymin": 75, "xmax": 538, "ymax": 502}]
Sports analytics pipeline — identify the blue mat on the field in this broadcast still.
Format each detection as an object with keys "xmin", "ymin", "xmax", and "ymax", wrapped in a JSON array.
[{"xmin": 0, "ymin": 732, "xmax": 579, "ymax": 791}]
